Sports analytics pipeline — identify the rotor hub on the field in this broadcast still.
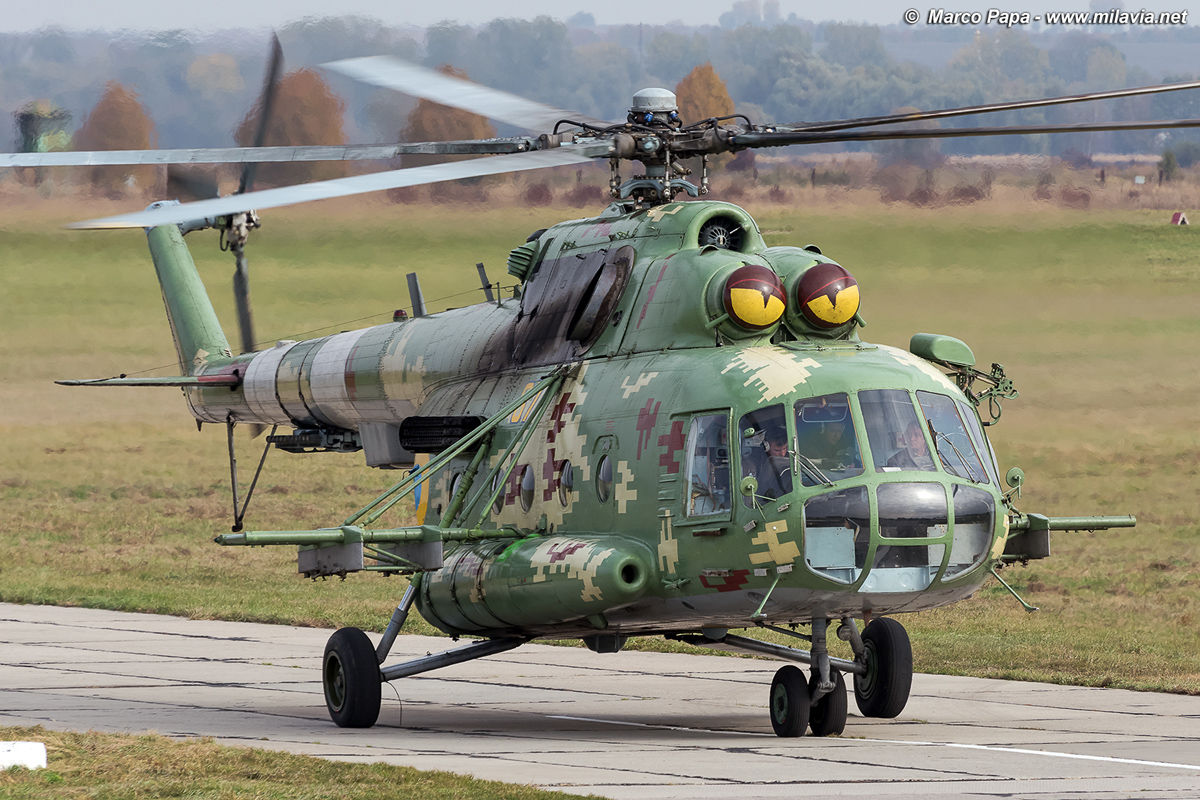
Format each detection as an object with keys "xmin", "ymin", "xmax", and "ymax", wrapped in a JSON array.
[{"xmin": 629, "ymin": 88, "xmax": 680, "ymax": 128}]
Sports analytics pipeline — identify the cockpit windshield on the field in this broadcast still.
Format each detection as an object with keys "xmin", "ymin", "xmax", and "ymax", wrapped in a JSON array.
[
  {"xmin": 859, "ymin": 389, "xmax": 936, "ymax": 474},
  {"xmin": 794, "ymin": 393, "xmax": 863, "ymax": 486},
  {"xmin": 740, "ymin": 389, "xmax": 997, "ymax": 491},
  {"xmin": 916, "ymin": 391, "xmax": 989, "ymax": 484}
]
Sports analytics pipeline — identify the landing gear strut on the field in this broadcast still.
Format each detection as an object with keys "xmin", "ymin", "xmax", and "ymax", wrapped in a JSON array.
[{"xmin": 808, "ymin": 670, "xmax": 847, "ymax": 736}]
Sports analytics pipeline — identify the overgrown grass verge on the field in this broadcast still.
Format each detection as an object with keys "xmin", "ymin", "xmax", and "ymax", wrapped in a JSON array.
[{"xmin": 0, "ymin": 725, "xmax": 597, "ymax": 799}]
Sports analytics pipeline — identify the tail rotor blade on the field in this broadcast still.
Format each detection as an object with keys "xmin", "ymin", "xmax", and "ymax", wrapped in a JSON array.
[
  {"xmin": 239, "ymin": 33, "xmax": 284, "ymax": 196},
  {"xmin": 228, "ymin": 33, "xmax": 280, "ymax": 430},
  {"xmin": 232, "ymin": 241, "xmax": 264, "ymax": 438},
  {"xmin": 232, "ymin": 246, "xmax": 257, "ymax": 356}
]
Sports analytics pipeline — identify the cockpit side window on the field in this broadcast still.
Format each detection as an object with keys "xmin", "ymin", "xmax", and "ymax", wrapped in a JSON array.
[
  {"xmin": 859, "ymin": 389, "xmax": 936, "ymax": 473},
  {"xmin": 739, "ymin": 405, "xmax": 792, "ymax": 507},
  {"xmin": 685, "ymin": 413, "xmax": 731, "ymax": 516},
  {"xmin": 957, "ymin": 399, "xmax": 1000, "ymax": 486},
  {"xmin": 794, "ymin": 393, "xmax": 864, "ymax": 486},
  {"xmin": 916, "ymin": 391, "xmax": 989, "ymax": 484}
]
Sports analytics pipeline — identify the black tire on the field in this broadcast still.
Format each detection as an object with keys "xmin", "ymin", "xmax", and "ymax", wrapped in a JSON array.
[
  {"xmin": 323, "ymin": 627, "xmax": 381, "ymax": 728},
  {"xmin": 853, "ymin": 617, "xmax": 912, "ymax": 718},
  {"xmin": 769, "ymin": 664, "xmax": 810, "ymax": 737},
  {"xmin": 809, "ymin": 670, "xmax": 848, "ymax": 736}
]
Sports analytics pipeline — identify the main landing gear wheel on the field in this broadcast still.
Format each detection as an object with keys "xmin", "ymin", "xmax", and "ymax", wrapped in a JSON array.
[
  {"xmin": 808, "ymin": 670, "xmax": 847, "ymax": 736},
  {"xmin": 853, "ymin": 617, "xmax": 912, "ymax": 719},
  {"xmin": 769, "ymin": 664, "xmax": 810, "ymax": 737},
  {"xmin": 323, "ymin": 627, "xmax": 382, "ymax": 728}
]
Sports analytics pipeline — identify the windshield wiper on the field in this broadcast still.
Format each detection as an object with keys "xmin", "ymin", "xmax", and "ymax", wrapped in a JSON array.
[
  {"xmin": 929, "ymin": 424, "xmax": 983, "ymax": 483},
  {"xmin": 793, "ymin": 438, "xmax": 834, "ymax": 487}
]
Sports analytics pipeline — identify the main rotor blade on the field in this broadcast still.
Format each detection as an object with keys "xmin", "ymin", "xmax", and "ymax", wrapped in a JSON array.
[
  {"xmin": 0, "ymin": 139, "xmax": 539, "ymax": 168},
  {"xmin": 68, "ymin": 143, "xmax": 612, "ymax": 229},
  {"xmin": 239, "ymin": 33, "xmax": 284, "ymax": 195},
  {"xmin": 324, "ymin": 55, "xmax": 613, "ymax": 132},
  {"xmin": 784, "ymin": 78, "xmax": 1200, "ymax": 134},
  {"xmin": 734, "ymin": 117, "xmax": 1200, "ymax": 148}
]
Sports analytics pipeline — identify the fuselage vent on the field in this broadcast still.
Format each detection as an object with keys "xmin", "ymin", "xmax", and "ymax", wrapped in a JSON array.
[
  {"xmin": 507, "ymin": 241, "xmax": 539, "ymax": 281},
  {"xmin": 698, "ymin": 215, "xmax": 745, "ymax": 251}
]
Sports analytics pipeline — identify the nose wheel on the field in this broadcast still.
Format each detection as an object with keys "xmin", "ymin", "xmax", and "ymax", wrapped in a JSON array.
[
  {"xmin": 853, "ymin": 617, "xmax": 912, "ymax": 718},
  {"xmin": 808, "ymin": 669, "xmax": 848, "ymax": 736},
  {"xmin": 769, "ymin": 665, "xmax": 810, "ymax": 737}
]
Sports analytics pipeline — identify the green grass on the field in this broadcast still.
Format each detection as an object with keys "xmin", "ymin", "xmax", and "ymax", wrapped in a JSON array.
[
  {"xmin": 1, "ymin": 194, "xmax": 1198, "ymax": 695},
  {"xmin": 0, "ymin": 726, "xmax": 598, "ymax": 799}
]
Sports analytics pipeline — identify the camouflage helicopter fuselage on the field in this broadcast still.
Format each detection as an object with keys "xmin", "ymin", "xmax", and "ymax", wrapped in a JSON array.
[{"xmin": 155, "ymin": 200, "xmax": 1008, "ymax": 642}]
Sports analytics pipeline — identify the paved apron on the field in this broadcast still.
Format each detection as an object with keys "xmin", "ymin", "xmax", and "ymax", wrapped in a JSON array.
[{"xmin": 2, "ymin": 603, "xmax": 1198, "ymax": 798}]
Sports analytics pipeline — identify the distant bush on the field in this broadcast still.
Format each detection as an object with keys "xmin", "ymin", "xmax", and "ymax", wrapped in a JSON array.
[
  {"xmin": 523, "ymin": 182, "xmax": 553, "ymax": 206},
  {"xmin": 1059, "ymin": 186, "xmax": 1091, "ymax": 209},
  {"xmin": 813, "ymin": 170, "xmax": 852, "ymax": 186},
  {"xmin": 565, "ymin": 184, "xmax": 606, "ymax": 207},
  {"xmin": 767, "ymin": 186, "xmax": 793, "ymax": 203},
  {"xmin": 946, "ymin": 185, "xmax": 985, "ymax": 205},
  {"xmin": 1159, "ymin": 150, "xmax": 1179, "ymax": 182},
  {"xmin": 1059, "ymin": 148, "xmax": 1095, "ymax": 169}
]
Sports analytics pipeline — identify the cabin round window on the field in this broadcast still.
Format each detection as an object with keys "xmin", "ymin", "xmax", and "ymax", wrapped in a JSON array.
[
  {"xmin": 596, "ymin": 455, "xmax": 613, "ymax": 503},
  {"xmin": 519, "ymin": 465, "xmax": 535, "ymax": 512},
  {"xmin": 558, "ymin": 460, "xmax": 574, "ymax": 507},
  {"xmin": 491, "ymin": 472, "xmax": 503, "ymax": 516}
]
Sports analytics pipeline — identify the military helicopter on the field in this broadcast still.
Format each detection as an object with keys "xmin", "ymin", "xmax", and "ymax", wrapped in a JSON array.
[{"xmin": 12, "ymin": 43, "xmax": 1198, "ymax": 738}]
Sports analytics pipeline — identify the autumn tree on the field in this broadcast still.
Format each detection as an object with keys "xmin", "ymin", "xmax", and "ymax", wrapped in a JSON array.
[
  {"xmin": 398, "ymin": 65, "xmax": 496, "ymax": 203},
  {"xmin": 234, "ymin": 68, "xmax": 346, "ymax": 187},
  {"xmin": 73, "ymin": 82, "xmax": 158, "ymax": 197},
  {"xmin": 675, "ymin": 63, "xmax": 736, "ymax": 170},
  {"xmin": 675, "ymin": 63, "xmax": 735, "ymax": 125}
]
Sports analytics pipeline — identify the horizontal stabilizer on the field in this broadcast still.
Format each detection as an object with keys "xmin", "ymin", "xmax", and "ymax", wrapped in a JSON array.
[{"xmin": 56, "ymin": 375, "xmax": 241, "ymax": 388}]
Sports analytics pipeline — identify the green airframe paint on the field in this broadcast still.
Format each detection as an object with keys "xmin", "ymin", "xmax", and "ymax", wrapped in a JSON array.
[
  {"xmin": 145, "ymin": 224, "xmax": 231, "ymax": 374},
  {"xmin": 135, "ymin": 201, "xmax": 1123, "ymax": 641}
]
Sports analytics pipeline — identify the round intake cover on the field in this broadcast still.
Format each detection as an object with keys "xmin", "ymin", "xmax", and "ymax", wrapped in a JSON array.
[
  {"xmin": 723, "ymin": 264, "xmax": 786, "ymax": 330},
  {"xmin": 797, "ymin": 262, "xmax": 859, "ymax": 329}
]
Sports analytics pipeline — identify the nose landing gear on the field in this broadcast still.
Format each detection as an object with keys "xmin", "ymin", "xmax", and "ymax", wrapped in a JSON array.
[{"xmin": 680, "ymin": 615, "xmax": 913, "ymax": 737}]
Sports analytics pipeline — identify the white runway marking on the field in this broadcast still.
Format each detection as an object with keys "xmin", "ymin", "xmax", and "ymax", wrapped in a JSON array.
[{"xmin": 863, "ymin": 737, "xmax": 1200, "ymax": 772}]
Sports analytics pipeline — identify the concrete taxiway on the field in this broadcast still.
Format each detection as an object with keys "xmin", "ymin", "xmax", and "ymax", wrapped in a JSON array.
[{"xmin": 2, "ymin": 602, "xmax": 1198, "ymax": 798}]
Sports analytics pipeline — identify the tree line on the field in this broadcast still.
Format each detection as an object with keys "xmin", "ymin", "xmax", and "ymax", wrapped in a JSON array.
[{"xmin": 6, "ymin": 12, "xmax": 1200, "ymax": 175}]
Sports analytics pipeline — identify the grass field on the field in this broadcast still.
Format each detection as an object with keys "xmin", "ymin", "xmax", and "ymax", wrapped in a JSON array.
[
  {"xmin": 2, "ymin": 186, "xmax": 1198, "ymax": 696},
  {"xmin": 0, "ymin": 725, "xmax": 597, "ymax": 799}
]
